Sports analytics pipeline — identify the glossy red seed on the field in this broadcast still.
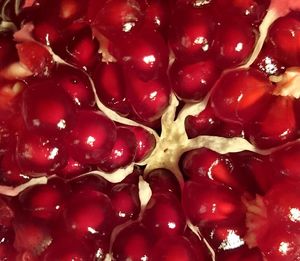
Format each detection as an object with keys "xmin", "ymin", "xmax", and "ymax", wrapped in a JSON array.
[
  {"xmin": 144, "ymin": 0, "xmax": 169, "ymax": 33},
  {"xmin": 146, "ymin": 168, "xmax": 181, "ymax": 198},
  {"xmin": 68, "ymin": 110, "xmax": 117, "ymax": 164},
  {"xmin": 210, "ymin": 68, "xmax": 272, "ymax": 124},
  {"xmin": 247, "ymin": 96, "xmax": 297, "ymax": 149},
  {"xmin": 92, "ymin": 0, "xmax": 144, "ymax": 39},
  {"xmin": 56, "ymin": 156, "xmax": 91, "ymax": 179},
  {"xmin": 142, "ymin": 193, "xmax": 186, "ymax": 239},
  {"xmin": 213, "ymin": 20, "xmax": 257, "ymax": 68},
  {"xmin": 0, "ymin": 228, "xmax": 17, "ymax": 260},
  {"xmin": 55, "ymin": 65, "xmax": 95, "ymax": 108},
  {"xmin": 18, "ymin": 178, "xmax": 68, "ymax": 221},
  {"xmin": 110, "ymin": 183, "xmax": 141, "ymax": 224},
  {"xmin": 64, "ymin": 191, "xmax": 114, "ymax": 238},
  {"xmin": 112, "ymin": 29, "xmax": 169, "ymax": 81},
  {"xmin": 22, "ymin": 81, "xmax": 75, "ymax": 133},
  {"xmin": 183, "ymin": 180, "xmax": 245, "ymax": 226},
  {"xmin": 93, "ymin": 62, "xmax": 131, "ymax": 116},
  {"xmin": 169, "ymin": 7, "xmax": 216, "ymax": 61},
  {"xmin": 16, "ymin": 41, "xmax": 54, "ymax": 76},
  {"xmin": 170, "ymin": 59, "xmax": 220, "ymax": 101},
  {"xmin": 125, "ymin": 72, "xmax": 170, "ymax": 122},
  {"xmin": 126, "ymin": 126, "xmax": 156, "ymax": 162},
  {"xmin": 151, "ymin": 235, "xmax": 199, "ymax": 261},
  {"xmin": 267, "ymin": 14, "xmax": 300, "ymax": 66},
  {"xmin": 112, "ymin": 222, "xmax": 154, "ymax": 261},
  {"xmin": 216, "ymin": 246, "xmax": 264, "ymax": 261},
  {"xmin": 16, "ymin": 131, "xmax": 67, "ymax": 175}
]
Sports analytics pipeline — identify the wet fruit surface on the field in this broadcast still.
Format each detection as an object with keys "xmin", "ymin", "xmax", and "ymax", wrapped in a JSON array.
[{"xmin": 0, "ymin": 0, "xmax": 300, "ymax": 260}]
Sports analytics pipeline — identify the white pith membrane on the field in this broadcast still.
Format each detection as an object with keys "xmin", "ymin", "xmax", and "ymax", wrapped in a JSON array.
[{"xmin": 0, "ymin": 0, "xmax": 300, "ymax": 260}]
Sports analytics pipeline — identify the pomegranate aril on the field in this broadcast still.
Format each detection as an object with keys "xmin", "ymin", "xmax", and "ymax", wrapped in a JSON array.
[
  {"xmin": 125, "ymin": 72, "xmax": 170, "ymax": 122},
  {"xmin": 213, "ymin": 0, "xmax": 270, "ymax": 26},
  {"xmin": 144, "ymin": 0, "xmax": 169, "ymax": 33},
  {"xmin": 267, "ymin": 13, "xmax": 300, "ymax": 66},
  {"xmin": 16, "ymin": 41, "xmax": 54, "ymax": 77},
  {"xmin": 13, "ymin": 219, "xmax": 52, "ymax": 256},
  {"xmin": 98, "ymin": 127, "xmax": 137, "ymax": 172},
  {"xmin": 92, "ymin": 0, "xmax": 145, "ymax": 40},
  {"xmin": 212, "ymin": 20, "xmax": 257, "ymax": 68},
  {"xmin": 18, "ymin": 178, "xmax": 68, "ymax": 221},
  {"xmin": 93, "ymin": 62, "xmax": 131, "ymax": 116},
  {"xmin": 151, "ymin": 235, "xmax": 200, "ymax": 261},
  {"xmin": 42, "ymin": 235, "xmax": 93, "ymax": 261},
  {"xmin": 0, "ymin": 151, "xmax": 30, "ymax": 186},
  {"xmin": 247, "ymin": 96, "xmax": 297, "ymax": 149},
  {"xmin": 170, "ymin": 59, "xmax": 220, "ymax": 101},
  {"xmin": 16, "ymin": 130, "xmax": 67, "ymax": 175},
  {"xmin": 269, "ymin": 141, "xmax": 300, "ymax": 180},
  {"xmin": 210, "ymin": 68, "xmax": 272, "ymax": 124},
  {"xmin": 112, "ymin": 222, "xmax": 154, "ymax": 261},
  {"xmin": 56, "ymin": 156, "xmax": 91, "ymax": 179},
  {"xmin": 183, "ymin": 180, "xmax": 245, "ymax": 226},
  {"xmin": 146, "ymin": 168, "xmax": 181, "ymax": 198},
  {"xmin": 142, "ymin": 193, "xmax": 186, "ymax": 239},
  {"xmin": 0, "ymin": 228, "xmax": 17, "ymax": 260},
  {"xmin": 21, "ymin": 81, "xmax": 75, "ymax": 133},
  {"xmin": 33, "ymin": 20, "xmax": 62, "ymax": 46},
  {"xmin": 68, "ymin": 110, "xmax": 117, "ymax": 165},
  {"xmin": 110, "ymin": 183, "xmax": 140, "ymax": 224},
  {"xmin": 111, "ymin": 29, "xmax": 169, "ymax": 81},
  {"xmin": 168, "ymin": 7, "xmax": 216, "ymax": 61},
  {"xmin": 185, "ymin": 105, "xmax": 220, "ymax": 138},
  {"xmin": 0, "ymin": 197, "xmax": 14, "ymax": 228},
  {"xmin": 126, "ymin": 126, "xmax": 156, "ymax": 162},
  {"xmin": 64, "ymin": 191, "xmax": 114, "ymax": 238}
]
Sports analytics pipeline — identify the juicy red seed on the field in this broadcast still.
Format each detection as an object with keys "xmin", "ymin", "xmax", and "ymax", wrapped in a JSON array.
[
  {"xmin": 64, "ymin": 27, "xmax": 99, "ymax": 69},
  {"xmin": 126, "ymin": 126, "xmax": 156, "ymax": 162},
  {"xmin": 13, "ymin": 219, "xmax": 52, "ymax": 256},
  {"xmin": 151, "ymin": 235, "xmax": 198, "ymax": 261},
  {"xmin": 98, "ymin": 127, "xmax": 137, "ymax": 172},
  {"xmin": 263, "ymin": 180, "xmax": 300, "ymax": 229},
  {"xmin": 92, "ymin": 0, "xmax": 144, "ymax": 40},
  {"xmin": 33, "ymin": 21, "xmax": 61, "ymax": 46},
  {"xmin": 210, "ymin": 68, "xmax": 272, "ymax": 124},
  {"xmin": 42, "ymin": 236, "xmax": 93, "ymax": 261},
  {"xmin": 64, "ymin": 191, "xmax": 114, "ymax": 238},
  {"xmin": 0, "ymin": 197, "xmax": 14, "ymax": 228},
  {"xmin": 16, "ymin": 131, "xmax": 67, "ymax": 175},
  {"xmin": 142, "ymin": 193, "xmax": 186, "ymax": 239},
  {"xmin": 213, "ymin": 0, "xmax": 270, "ymax": 25},
  {"xmin": 267, "ymin": 13, "xmax": 300, "ymax": 66},
  {"xmin": 146, "ymin": 168, "xmax": 181, "ymax": 198},
  {"xmin": 112, "ymin": 222, "xmax": 154, "ymax": 261},
  {"xmin": 183, "ymin": 180, "xmax": 245, "ymax": 226},
  {"xmin": 68, "ymin": 110, "xmax": 117, "ymax": 165},
  {"xmin": 256, "ymin": 227, "xmax": 300, "ymax": 261},
  {"xmin": 213, "ymin": 20, "xmax": 257, "ymax": 68},
  {"xmin": 0, "ymin": 228, "xmax": 16, "ymax": 260},
  {"xmin": 93, "ymin": 62, "xmax": 131, "ymax": 116},
  {"xmin": 125, "ymin": 72, "xmax": 170, "ymax": 122},
  {"xmin": 252, "ymin": 43, "xmax": 286, "ymax": 76},
  {"xmin": 181, "ymin": 148, "xmax": 237, "ymax": 187},
  {"xmin": 110, "ymin": 183, "xmax": 141, "ymax": 224},
  {"xmin": 269, "ymin": 141, "xmax": 300, "ymax": 180},
  {"xmin": 144, "ymin": 0, "xmax": 169, "ymax": 33},
  {"xmin": 185, "ymin": 105, "xmax": 220, "ymax": 138},
  {"xmin": 247, "ymin": 96, "xmax": 297, "ymax": 149},
  {"xmin": 170, "ymin": 59, "xmax": 220, "ymax": 101},
  {"xmin": 169, "ymin": 7, "xmax": 216, "ymax": 61},
  {"xmin": 56, "ymin": 156, "xmax": 91, "ymax": 179},
  {"xmin": 18, "ymin": 178, "xmax": 68, "ymax": 221},
  {"xmin": 112, "ymin": 29, "xmax": 169, "ymax": 81},
  {"xmin": 16, "ymin": 41, "xmax": 54, "ymax": 76},
  {"xmin": 21, "ymin": 81, "xmax": 75, "ymax": 133},
  {"xmin": 0, "ymin": 151, "xmax": 30, "ymax": 186},
  {"xmin": 55, "ymin": 65, "xmax": 95, "ymax": 108}
]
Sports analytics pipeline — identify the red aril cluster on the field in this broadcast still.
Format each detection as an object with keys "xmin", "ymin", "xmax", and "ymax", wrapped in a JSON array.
[{"xmin": 0, "ymin": 0, "xmax": 300, "ymax": 260}]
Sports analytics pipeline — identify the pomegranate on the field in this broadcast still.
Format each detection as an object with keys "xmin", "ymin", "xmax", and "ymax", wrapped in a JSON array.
[{"xmin": 0, "ymin": 0, "xmax": 300, "ymax": 260}]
